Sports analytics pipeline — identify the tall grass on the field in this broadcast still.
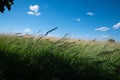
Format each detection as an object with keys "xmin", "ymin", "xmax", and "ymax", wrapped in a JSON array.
[{"xmin": 0, "ymin": 34, "xmax": 120, "ymax": 80}]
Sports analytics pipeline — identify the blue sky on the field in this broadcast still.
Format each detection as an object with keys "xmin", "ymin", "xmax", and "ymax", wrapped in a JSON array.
[{"xmin": 0, "ymin": 0, "xmax": 120, "ymax": 41}]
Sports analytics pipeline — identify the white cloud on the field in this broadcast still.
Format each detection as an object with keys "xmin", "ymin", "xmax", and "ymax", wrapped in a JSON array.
[
  {"xmin": 76, "ymin": 18, "xmax": 80, "ymax": 22},
  {"xmin": 113, "ymin": 22, "xmax": 120, "ymax": 29},
  {"xmin": 86, "ymin": 12, "xmax": 94, "ymax": 16},
  {"xmin": 27, "ymin": 5, "xmax": 41, "ymax": 16},
  {"xmin": 30, "ymin": 5, "xmax": 39, "ymax": 13},
  {"xmin": 95, "ymin": 27, "xmax": 110, "ymax": 31},
  {"xmin": 99, "ymin": 34, "xmax": 109, "ymax": 38},
  {"xmin": 24, "ymin": 28, "xmax": 31, "ymax": 33},
  {"xmin": 35, "ymin": 12, "xmax": 40, "ymax": 16},
  {"xmin": 27, "ymin": 11, "xmax": 34, "ymax": 15}
]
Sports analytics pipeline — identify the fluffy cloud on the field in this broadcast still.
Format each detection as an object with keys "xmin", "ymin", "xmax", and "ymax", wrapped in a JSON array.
[
  {"xmin": 95, "ymin": 27, "xmax": 110, "ymax": 31},
  {"xmin": 24, "ymin": 28, "xmax": 31, "ymax": 33},
  {"xmin": 113, "ymin": 22, "xmax": 120, "ymax": 29},
  {"xmin": 86, "ymin": 12, "xmax": 94, "ymax": 16},
  {"xmin": 27, "ymin": 5, "xmax": 40, "ymax": 16},
  {"xmin": 27, "ymin": 11, "xmax": 34, "ymax": 15},
  {"xmin": 30, "ymin": 5, "xmax": 39, "ymax": 13}
]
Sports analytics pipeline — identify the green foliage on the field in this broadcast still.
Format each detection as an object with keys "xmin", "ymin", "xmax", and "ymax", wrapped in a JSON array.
[
  {"xmin": 0, "ymin": 34, "xmax": 120, "ymax": 80},
  {"xmin": 0, "ymin": 0, "xmax": 14, "ymax": 13}
]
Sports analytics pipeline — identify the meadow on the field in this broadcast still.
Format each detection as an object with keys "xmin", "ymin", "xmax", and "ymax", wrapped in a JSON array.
[{"xmin": 0, "ymin": 33, "xmax": 120, "ymax": 80}]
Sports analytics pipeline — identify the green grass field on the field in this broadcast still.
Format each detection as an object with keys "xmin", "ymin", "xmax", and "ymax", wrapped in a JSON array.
[{"xmin": 0, "ymin": 34, "xmax": 120, "ymax": 80}]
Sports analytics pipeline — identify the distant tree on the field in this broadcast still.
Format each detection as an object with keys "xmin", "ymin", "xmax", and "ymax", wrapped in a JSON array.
[
  {"xmin": 0, "ymin": 0, "xmax": 14, "ymax": 13},
  {"xmin": 92, "ymin": 39, "xmax": 97, "ymax": 42},
  {"xmin": 107, "ymin": 38, "xmax": 116, "ymax": 43}
]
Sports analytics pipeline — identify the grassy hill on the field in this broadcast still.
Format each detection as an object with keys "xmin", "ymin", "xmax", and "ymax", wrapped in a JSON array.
[{"xmin": 0, "ymin": 34, "xmax": 120, "ymax": 80}]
